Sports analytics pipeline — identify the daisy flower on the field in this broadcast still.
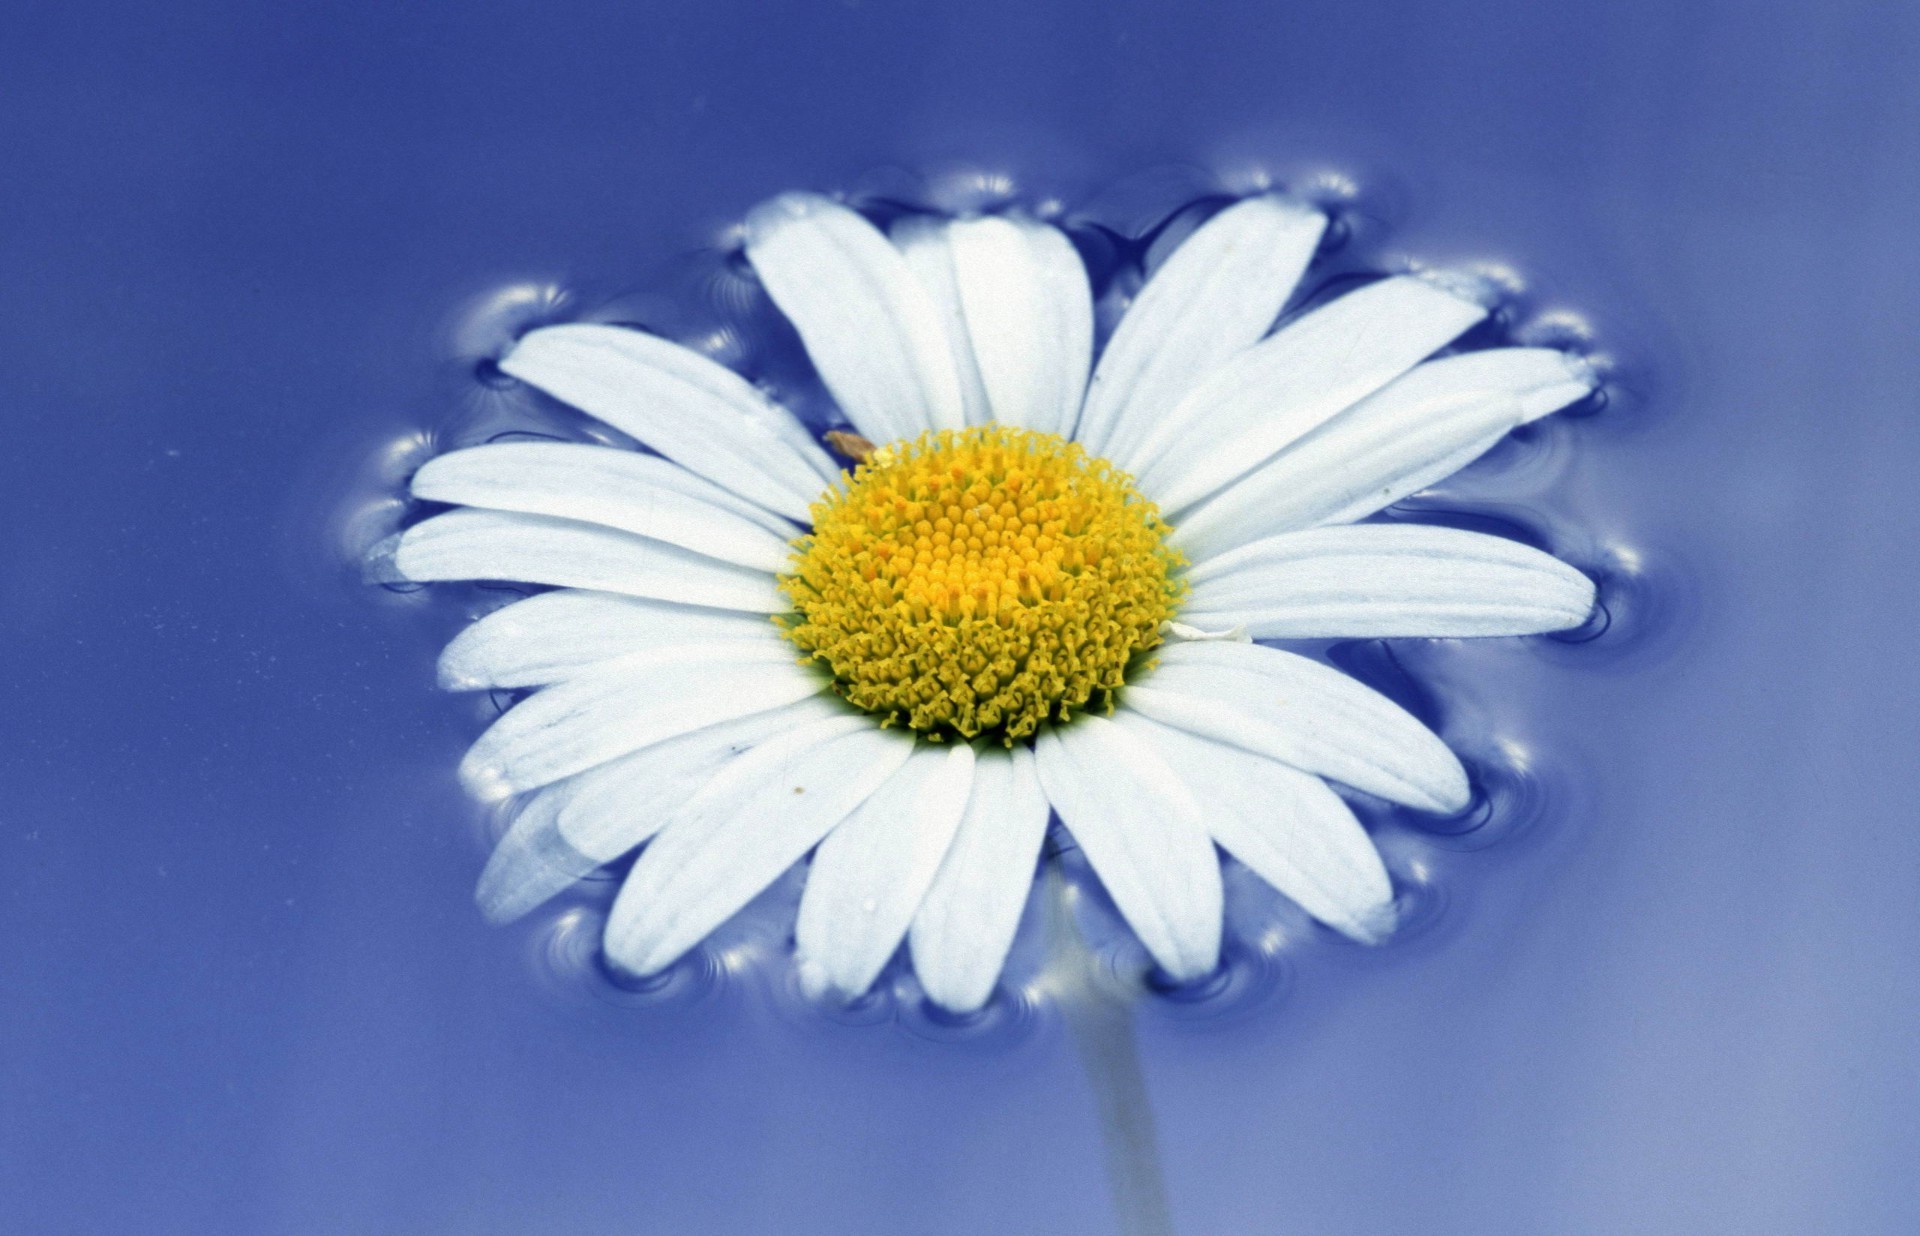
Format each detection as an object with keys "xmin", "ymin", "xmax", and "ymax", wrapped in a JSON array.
[{"xmin": 388, "ymin": 190, "xmax": 1597, "ymax": 1013}]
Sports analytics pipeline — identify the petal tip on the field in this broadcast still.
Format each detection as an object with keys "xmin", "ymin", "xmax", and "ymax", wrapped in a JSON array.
[
  {"xmin": 474, "ymin": 880, "xmax": 532, "ymax": 927},
  {"xmin": 1559, "ymin": 349, "xmax": 1601, "ymax": 392},
  {"xmin": 745, "ymin": 191, "xmax": 838, "ymax": 241},
  {"xmin": 495, "ymin": 322, "xmax": 572, "ymax": 372},
  {"xmin": 1249, "ymin": 190, "xmax": 1326, "ymax": 225},
  {"xmin": 1560, "ymin": 570, "xmax": 1601, "ymax": 626},
  {"xmin": 363, "ymin": 532, "xmax": 408, "ymax": 584},
  {"xmin": 437, "ymin": 668, "xmax": 485, "ymax": 693},
  {"xmin": 602, "ymin": 934, "xmax": 667, "ymax": 983},
  {"xmin": 1410, "ymin": 266, "xmax": 1503, "ymax": 310},
  {"xmin": 1157, "ymin": 943, "xmax": 1222, "ymax": 985},
  {"xmin": 458, "ymin": 759, "xmax": 515, "ymax": 804},
  {"xmin": 384, "ymin": 528, "xmax": 439, "ymax": 584},
  {"xmin": 922, "ymin": 983, "xmax": 992, "ymax": 1017},
  {"xmin": 1348, "ymin": 898, "xmax": 1399, "ymax": 946},
  {"xmin": 912, "ymin": 943, "xmax": 997, "ymax": 1014},
  {"xmin": 1431, "ymin": 776, "xmax": 1473, "ymax": 817},
  {"xmin": 796, "ymin": 956, "xmax": 846, "ymax": 1003}
]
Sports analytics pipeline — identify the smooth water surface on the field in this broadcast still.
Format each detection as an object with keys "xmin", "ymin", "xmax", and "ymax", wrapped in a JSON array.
[{"xmin": 3, "ymin": 2, "xmax": 1918, "ymax": 1233}]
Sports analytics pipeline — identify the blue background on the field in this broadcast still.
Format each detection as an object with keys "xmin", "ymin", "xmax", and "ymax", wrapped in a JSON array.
[{"xmin": 4, "ymin": 2, "xmax": 1917, "ymax": 1233}]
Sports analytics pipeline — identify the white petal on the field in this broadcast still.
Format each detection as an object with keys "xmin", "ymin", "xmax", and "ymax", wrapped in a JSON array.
[
  {"xmin": 1033, "ymin": 717, "xmax": 1222, "ymax": 980},
  {"xmin": 1126, "ymin": 276, "xmax": 1487, "ymax": 510},
  {"xmin": 1116, "ymin": 713, "xmax": 1395, "ymax": 943},
  {"xmin": 456, "ymin": 639, "xmax": 824, "ymax": 800},
  {"xmin": 1173, "ymin": 348, "xmax": 1596, "ymax": 561},
  {"xmin": 909, "ymin": 744, "xmax": 1051, "ymax": 1013},
  {"xmin": 1122, "ymin": 641, "xmax": 1469, "ymax": 813},
  {"xmin": 412, "ymin": 442, "xmax": 798, "ymax": 573},
  {"xmin": 794, "ymin": 742, "xmax": 976, "ymax": 1000},
  {"xmin": 892, "ymin": 216, "xmax": 993, "ymax": 426},
  {"xmin": 474, "ymin": 697, "xmax": 843, "ymax": 924},
  {"xmin": 604, "ymin": 716, "xmax": 917, "ymax": 977},
  {"xmin": 395, "ymin": 509, "xmax": 783, "ymax": 613},
  {"xmin": 1074, "ymin": 195, "xmax": 1326, "ymax": 461},
  {"xmin": 553, "ymin": 695, "xmax": 847, "ymax": 863},
  {"xmin": 498, "ymin": 323, "xmax": 837, "ymax": 521},
  {"xmin": 1181, "ymin": 524, "xmax": 1596, "ymax": 639},
  {"xmin": 944, "ymin": 214, "xmax": 1094, "ymax": 437},
  {"xmin": 745, "ymin": 192, "xmax": 966, "ymax": 443},
  {"xmin": 473, "ymin": 786, "xmax": 601, "ymax": 925},
  {"xmin": 435, "ymin": 590, "xmax": 772, "ymax": 691}
]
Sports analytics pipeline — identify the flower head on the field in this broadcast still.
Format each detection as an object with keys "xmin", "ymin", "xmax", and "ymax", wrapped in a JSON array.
[{"xmin": 389, "ymin": 188, "xmax": 1598, "ymax": 1013}]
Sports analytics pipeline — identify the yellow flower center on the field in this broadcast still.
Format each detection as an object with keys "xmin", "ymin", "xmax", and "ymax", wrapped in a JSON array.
[{"xmin": 778, "ymin": 425, "xmax": 1186, "ymax": 743}]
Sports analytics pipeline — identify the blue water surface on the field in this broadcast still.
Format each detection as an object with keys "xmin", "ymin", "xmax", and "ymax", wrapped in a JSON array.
[{"xmin": 4, "ymin": 3, "xmax": 1918, "ymax": 1233}]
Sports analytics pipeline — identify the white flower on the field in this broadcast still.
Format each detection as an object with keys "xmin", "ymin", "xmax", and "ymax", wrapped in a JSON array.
[{"xmin": 390, "ymin": 191, "xmax": 1597, "ymax": 1013}]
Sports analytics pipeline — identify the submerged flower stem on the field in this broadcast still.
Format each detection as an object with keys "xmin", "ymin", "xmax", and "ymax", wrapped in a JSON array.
[{"xmin": 1044, "ymin": 859, "xmax": 1178, "ymax": 1236}]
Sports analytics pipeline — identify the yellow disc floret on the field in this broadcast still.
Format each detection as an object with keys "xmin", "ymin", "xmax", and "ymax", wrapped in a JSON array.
[{"xmin": 778, "ymin": 425, "xmax": 1186, "ymax": 743}]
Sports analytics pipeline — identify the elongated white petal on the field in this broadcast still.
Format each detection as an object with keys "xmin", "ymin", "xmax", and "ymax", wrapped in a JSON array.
[
  {"xmin": 1123, "ymin": 642, "xmax": 1468, "ymax": 813},
  {"xmin": 473, "ymin": 700, "xmax": 851, "ymax": 926},
  {"xmin": 944, "ymin": 214, "xmax": 1094, "ymax": 437},
  {"xmin": 1075, "ymin": 195, "xmax": 1326, "ymax": 461},
  {"xmin": 412, "ymin": 443, "xmax": 797, "ymax": 573},
  {"xmin": 1181, "ymin": 524, "xmax": 1596, "ymax": 639},
  {"xmin": 909, "ymin": 745, "xmax": 1052, "ymax": 1013},
  {"xmin": 395, "ymin": 509, "xmax": 782, "ymax": 613},
  {"xmin": 553, "ymin": 695, "xmax": 847, "ymax": 863},
  {"xmin": 1033, "ymin": 717, "xmax": 1222, "ymax": 980},
  {"xmin": 604, "ymin": 716, "xmax": 917, "ymax": 976},
  {"xmin": 457, "ymin": 639, "xmax": 824, "ymax": 800},
  {"xmin": 1127, "ymin": 276, "xmax": 1486, "ymax": 509},
  {"xmin": 795, "ymin": 742, "xmax": 976, "ymax": 1000},
  {"xmin": 1117, "ymin": 713, "xmax": 1395, "ymax": 943},
  {"xmin": 1174, "ymin": 348, "xmax": 1596, "ymax": 560},
  {"xmin": 473, "ymin": 668, "xmax": 839, "ymax": 926},
  {"xmin": 473, "ymin": 787, "xmax": 601, "ymax": 925},
  {"xmin": 436, "ymin": 590, "xmax": 771, "ymax": 691},
  {"xmin": 893, "ymin": 217, "xmax": 993, "ymax": 426},
  {"xmin": 746, "ymin": 192, "xmax": 966, "ymax": 443},
  {"xmin": 498, "ymin": 324, "xmax": 836, "ymax": 521}
]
